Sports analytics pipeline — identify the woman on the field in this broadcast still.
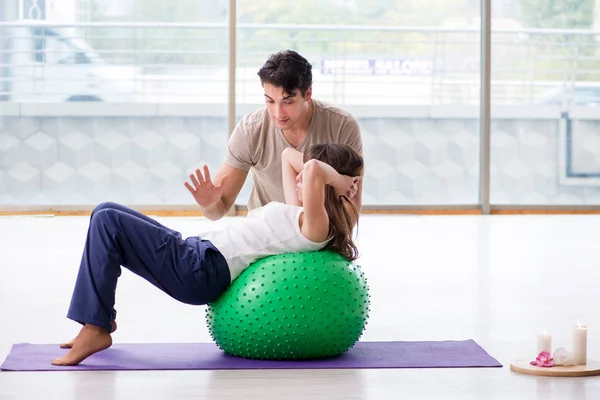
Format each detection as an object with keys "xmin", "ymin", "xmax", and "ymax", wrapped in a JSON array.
[{"xmin": 52, "ymin": 143, "xmax": 364, "ymax": 366}]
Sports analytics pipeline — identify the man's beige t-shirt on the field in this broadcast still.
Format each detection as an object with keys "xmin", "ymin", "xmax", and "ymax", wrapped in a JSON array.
[{"xmin": 224, "ymin": 99, "xmax": 363, "ymax": 210}]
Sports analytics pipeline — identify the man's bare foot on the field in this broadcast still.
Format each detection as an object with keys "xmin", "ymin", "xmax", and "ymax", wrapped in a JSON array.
[
  {"xmin": 52, "ymin": 324, "xmax": 112, "ymax": 366},
  {"xmin": 60, "ymin": 320, "xmax": 117, "ymax": 349}
]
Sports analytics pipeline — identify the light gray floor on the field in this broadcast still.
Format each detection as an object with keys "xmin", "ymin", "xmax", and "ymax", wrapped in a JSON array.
[{"xmin": 1, "ymin": 213, "xmax": 600, "ymax": 399}]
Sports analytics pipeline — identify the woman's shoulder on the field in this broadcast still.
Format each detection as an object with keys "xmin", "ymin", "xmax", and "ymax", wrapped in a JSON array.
[{"xmin": 250, "ymin": 201, "xmax": 302, "ymax": 215}]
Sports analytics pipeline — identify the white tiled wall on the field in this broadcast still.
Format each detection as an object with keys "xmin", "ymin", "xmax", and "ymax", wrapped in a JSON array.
[{"xmin": 1, "ymin": 106, "xmax": 599, "ymax": 206}]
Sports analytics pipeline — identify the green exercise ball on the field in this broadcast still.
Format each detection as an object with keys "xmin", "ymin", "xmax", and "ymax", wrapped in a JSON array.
[{"xmin": 205, "ymin": 250, "xmax": 370, "ymax": 360}]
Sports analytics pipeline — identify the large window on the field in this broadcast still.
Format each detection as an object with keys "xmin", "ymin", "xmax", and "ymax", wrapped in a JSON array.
[
  {"xmin": 0, "ymin": 1, "xmax": 230, "ymax": 206},
  {"xmin": 236, "ymin": 0, "xmax": 482, "ymax": 206},
  {"xmin": 2, "ymin": 1, "xmax": 600, "ymax": 209},
  {"xmin": 491, "ymin": 0, "xmax": 600, "ymax": 205}
]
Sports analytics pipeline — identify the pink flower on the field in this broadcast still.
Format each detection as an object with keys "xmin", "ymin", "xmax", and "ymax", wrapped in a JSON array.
[{"xmin": 530, "ymin": 351, "xmax": 554, "ymax": 367}]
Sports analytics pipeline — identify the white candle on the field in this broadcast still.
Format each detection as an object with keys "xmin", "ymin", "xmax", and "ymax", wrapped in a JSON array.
[
  {"xmin": 573, "ymin": 322, "xmax": 587, "ymax": 365},
  {"xmin": 537, "ymin": 329, "xmax": 552, "ymax": 354}
]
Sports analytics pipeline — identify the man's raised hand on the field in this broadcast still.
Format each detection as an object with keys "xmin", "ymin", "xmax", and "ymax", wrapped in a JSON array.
[{"xmin": 184, "ymin": 165, "xmax": 228, "ymax": 208}]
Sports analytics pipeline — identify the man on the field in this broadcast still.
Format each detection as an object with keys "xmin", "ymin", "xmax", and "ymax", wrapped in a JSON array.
[{"xmin": 185, "ymin": 50, "xmax": 363, "ymax": 220}]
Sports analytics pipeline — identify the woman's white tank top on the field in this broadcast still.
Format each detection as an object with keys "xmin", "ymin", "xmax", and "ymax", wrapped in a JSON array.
[{"xmin": 200, "ymin": 202, "xmax": 329, "ymax": 281}]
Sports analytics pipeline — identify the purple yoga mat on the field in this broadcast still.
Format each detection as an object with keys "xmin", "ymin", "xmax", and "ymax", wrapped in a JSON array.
[{"xmin": 0, "ymin": 340, "xmax": 502, "ymax": 371}]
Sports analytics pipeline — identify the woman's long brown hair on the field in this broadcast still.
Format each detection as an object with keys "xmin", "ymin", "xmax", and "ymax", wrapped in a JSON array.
[{"xmin": 304, "ymin": 143, "xmax": 363, "ymax": 261}]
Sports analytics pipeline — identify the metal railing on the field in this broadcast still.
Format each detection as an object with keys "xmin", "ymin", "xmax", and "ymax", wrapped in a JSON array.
[{"xmin": 1, "ymin": 20, "xmax": 599, "ymax": 105}]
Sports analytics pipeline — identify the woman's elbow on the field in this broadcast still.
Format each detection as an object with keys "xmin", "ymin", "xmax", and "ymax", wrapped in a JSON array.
[{"xmin": 302, "ymin": 159, "xmax": 321, "ymax": 176}]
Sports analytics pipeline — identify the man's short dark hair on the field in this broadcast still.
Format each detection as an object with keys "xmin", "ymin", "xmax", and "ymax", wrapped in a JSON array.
[{"xmin": 257, "ymin": 50, "xmax": 313, "ymax": 97}]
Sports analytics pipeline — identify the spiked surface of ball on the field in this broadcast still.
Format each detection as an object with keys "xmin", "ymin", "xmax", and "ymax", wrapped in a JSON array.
[{"xmin": 206, "ymin": 251, "xmax": 370, "ymax": 360}]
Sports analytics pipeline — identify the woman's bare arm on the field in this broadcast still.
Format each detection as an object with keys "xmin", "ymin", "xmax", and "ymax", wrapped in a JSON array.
[
  {"xmin": 281, "ymin": 147, "xmax": 304, "ymax": 206},
  {"xmin": 300, "ymin": 159, "xmax": 359, "ymax": 242}
]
